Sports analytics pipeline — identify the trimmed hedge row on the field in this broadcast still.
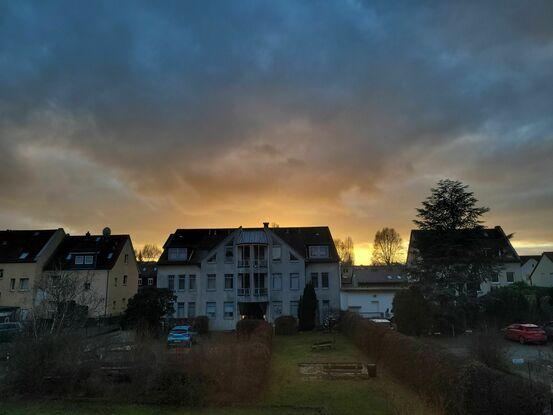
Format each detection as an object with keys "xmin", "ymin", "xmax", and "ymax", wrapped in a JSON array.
[
  {"xmin": 340, "ymin": 312, "xmax": 549, "ymax": 415},
  {"xmin": 275, "ymin": 315, "xmax": 297, "ymax": 335}
]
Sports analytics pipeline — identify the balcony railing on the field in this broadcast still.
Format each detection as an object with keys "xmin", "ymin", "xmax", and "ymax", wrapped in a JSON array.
[
  {"xmin": 252, "ymin": 259, "xmax": 267, "ymax": 268},
  {"xmin": 237, "ymin": 259, "xmax": 268, "ymax": 268},
  {"xmin": 237, "ymin": 287, "xmax": 268, "ymax": 297},
  {"xmin": 238, "ymin": 260, "xmax": 250, "ymax": 268}
]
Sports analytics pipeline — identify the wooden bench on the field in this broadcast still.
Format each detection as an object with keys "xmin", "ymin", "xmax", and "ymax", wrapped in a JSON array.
[{"xmin": 311, "ymin": 340, "xmax": 334, "ymax": 351}]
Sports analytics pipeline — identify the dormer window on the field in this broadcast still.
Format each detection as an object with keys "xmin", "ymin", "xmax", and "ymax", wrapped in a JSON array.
[
  {"xmin": 309, "ymin": 245, "xmax": 329, "ymax": 259},
  {"xmin": 75, "ymin": 255, "xmax": 84, "ymax": 265},
  {"xmin": 107, "ymin": 253, "xmax": 113, "ymax": 259},
  {"xmin": 66, "ymin": 254, "xmax": 72, "ymax": 260},
  {"xmin": 84, "ymin": 255, "xmax": 94, "ymax": 265},
  {"xmin": 168, "ymin": 248, "xmax": 187, "ymax": 261},
  {"xmin": 19, "ymin": 252, "xmax": 29, "ymax": 260}
]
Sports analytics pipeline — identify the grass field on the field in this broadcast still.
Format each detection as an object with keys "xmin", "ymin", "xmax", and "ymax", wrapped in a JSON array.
[{"xmin": 1, "ymin": 331, "xmax": 437, "ymax": 415}]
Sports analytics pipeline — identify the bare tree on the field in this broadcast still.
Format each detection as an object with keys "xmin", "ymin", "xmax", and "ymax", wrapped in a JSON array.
[
  {"xmin": 334, "ymin": 236, "xmax": 355, "ymax": 265},
  {"xmin": 33, "ymin": 266, "xmax": 103, "ymax": 336},
  {"xmin": 372, "ymin": 228, "xmax": 403, "ymax": 265},
  {"xmin": 137, "ymin": 244, "xmax": 162, "ymax": 262}
]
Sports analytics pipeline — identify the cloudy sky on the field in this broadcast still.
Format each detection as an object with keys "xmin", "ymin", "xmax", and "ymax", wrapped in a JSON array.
[{"xmin": 1, "ymin": 1, "xmax": 552, "ymax": 263}]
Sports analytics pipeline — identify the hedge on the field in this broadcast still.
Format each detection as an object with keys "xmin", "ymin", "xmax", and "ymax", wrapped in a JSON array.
[
  {"xmin": 274, "ymin": 315, "xmax": 297, "ymax": 335},
  {"xmin": 340, "ymin": 312, "xmax": 549, "ymax": 415}
]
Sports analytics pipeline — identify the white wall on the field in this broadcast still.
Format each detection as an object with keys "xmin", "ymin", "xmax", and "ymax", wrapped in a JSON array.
[
  {"xmin": 340, "ymin": 290, "xmax": 397, "ymax": 318},
  {"xmin": 530, "ymin": 256, "xmax": 553, "ymax": 287}
]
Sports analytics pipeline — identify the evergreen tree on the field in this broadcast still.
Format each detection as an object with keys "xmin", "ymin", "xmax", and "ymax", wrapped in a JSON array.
[
  {"xmin": 122, "ymin": 287, "xmax": 175, "ymax": 336},
  {"xmin": 298, "ymin": 282, "xmax": 317, "ymax": 331}
]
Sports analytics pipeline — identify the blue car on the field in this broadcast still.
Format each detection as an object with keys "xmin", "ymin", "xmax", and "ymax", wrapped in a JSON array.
[{"xmin": 167, "ymin": 325, "xmax": 192, "ymax": 347}]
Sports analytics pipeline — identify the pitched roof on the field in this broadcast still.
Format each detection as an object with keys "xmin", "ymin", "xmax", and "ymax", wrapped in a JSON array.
[
  {"xmin": 45, "ymin": 234, "xmax": 130, "ymax": 270},
  {"xmin": 158, "ymin": 226, "xmax": 339, "ymax": 265},
  {"xmin": 520, "ymin": 255, "xmax": 542, "ymax": 265},
  {"xmin": 544, "ymin": 252, "xmax": 553, "ymax": 262},
  {"xmin": 351, "ymin": 265, "xmax": 407, "ymax": 285},
  {"xmin": 408, "ymin": 226, "xmax": 520, "ymax": 263},
  {"xmin": 0, "ymin": 229, "xmax": 60, "ymax": 263},
  {"xmin": 138, "ymin": 261, "xmax": 158, "ymax": 277}
]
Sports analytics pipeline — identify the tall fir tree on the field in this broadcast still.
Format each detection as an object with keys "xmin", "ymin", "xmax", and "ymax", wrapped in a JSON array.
[{"xmin": 298, "ymin": 282, "xmax": 318, "ymax": 331}]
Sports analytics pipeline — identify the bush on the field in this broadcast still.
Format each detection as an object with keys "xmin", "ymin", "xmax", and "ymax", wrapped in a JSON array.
[
  {"xmin": 340, "ymin": 312, "xmax": 549, "ymax": 415},
  {"xmin": 193, "ymin": 316, "xmax": 209, "ymax": 334},
  {"xmin": 469, "ymin": 331, "xmax": 509, "ymax": 372},
  {"xmin": 236, "ymin": 319, "xmax": 266, "ymax": 339},
  {"xmin": 274, "ymin": 315, "xmax": 297, "ymax": 335},
  {"xmin": 392, "ymin": 287, "xmax": 432, "ymax": 336}
]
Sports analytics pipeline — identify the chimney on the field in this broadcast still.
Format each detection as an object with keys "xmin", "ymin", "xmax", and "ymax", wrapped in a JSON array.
[{"xmin": 263, "ymin": 222, "xmax": 269, "ymax": 229}]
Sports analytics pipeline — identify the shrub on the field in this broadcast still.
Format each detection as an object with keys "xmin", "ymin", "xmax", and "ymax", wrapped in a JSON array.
[
  {"xmin": 392, "ymin": 287, "xmax": 432, "ymax": 336},
  {"xmin": 236, "ymin": 319, "xmax": 265, "ymax": 339},
  {"xmin": 298, "ymin": 282, "xmax": 317, "ymax": 331},
  {"xmin": 274, "ymin": 315, "xmax": 297, "ymax": 335},
  {"xmin": 469, "ymin": 330, "xmax": 509, "ymax": 372},
  {"xmin": 340, "ymin": 312, "xmax": 549, "ymax": 415},
  {"xmin": 193, "ymin": 316, "xmax": 209, "ymax": 334}
]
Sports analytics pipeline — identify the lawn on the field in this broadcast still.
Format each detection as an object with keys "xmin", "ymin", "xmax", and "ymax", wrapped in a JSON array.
[{"xmin": 1, "ymin": 331, "xmax": 436, "ymax": 415}]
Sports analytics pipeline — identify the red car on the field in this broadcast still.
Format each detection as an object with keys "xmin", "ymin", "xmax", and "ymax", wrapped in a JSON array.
[{"xmin": 504, "ymin": 324, "xmax": 547, "ymax": 345}]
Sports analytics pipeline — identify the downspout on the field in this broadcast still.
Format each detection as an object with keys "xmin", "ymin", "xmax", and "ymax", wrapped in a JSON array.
[{"xmin": 105, "ymin": 270, "xmax": 110, "ymax": 318}]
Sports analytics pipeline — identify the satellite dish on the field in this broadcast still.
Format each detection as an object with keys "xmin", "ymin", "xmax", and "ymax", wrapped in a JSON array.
[{"xmin": 102, "ymin": 227, "xmax": 111, "ymax": 237}]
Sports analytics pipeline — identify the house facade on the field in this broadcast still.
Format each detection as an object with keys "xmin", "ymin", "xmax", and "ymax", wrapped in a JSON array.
[
  {"xmin": 157, "ymin": 223, "xmax": 340, "ymax": 330},
  {"xmin": 138, "ymin": 261, "xmax": 158, "ymax": 289},
  {"xmin": 340, "ymin": 265, "xmax": 406, "ymax": 318},
  {"xmin": 0, "ymin": 229, "xmax": 66, "ymax": 319},
  {"xmin": 406, "ymin": 226, "xmax": 522, "ymax": 295},
  {"xmin": 528, "ymin": 253, "xmax": 553, "ymax": 287},
  {"xmin": 520, "ymin": 255, "xmax": 541, "ymax": 284},
  {"xmin": 43, "ymin": 230, "xmax": 139, "ymax": 317}
]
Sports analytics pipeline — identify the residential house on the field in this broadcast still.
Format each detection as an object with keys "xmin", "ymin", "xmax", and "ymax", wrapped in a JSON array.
[
  {"xmin": 157, "ymin": 223, "xmax": 340, "ymax": 330},
  {"xmin": 528, "ymin": 253, "xmax": 553, "ymax": 287},
  {"xmin": 0, "ymin": 229, "xmax": 66, "ymax": 319},
  {"xmin": 406, "ymin": 226, "xmax": 521, "ymax": 295},
  {"xmin": 43, "ymin": 229, "xmax": 139, "ymax": 317},
  {"xmin": 138, "ymin": 261, "xmax": 158, "ymax": 289},
  {"xmin": 520, "ymin": 255, "xmax": 541, "ymax": 284},
  {"xmin": 340, "ymin": 265, "xmax": 406, "ymax": 318}
]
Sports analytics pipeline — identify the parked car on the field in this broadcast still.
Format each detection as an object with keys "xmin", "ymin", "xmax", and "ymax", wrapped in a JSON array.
[
  {"xmin": 369, "ymin": 318, "xmax": 395, "ymax": 330},
  {"xmin": 167, "ymin": 325, "xmax": 192, "ymax": 347},
  {"xmin": 504, "ymin": 323, "xmax": 547, "ymax": 345},
  {"xmin": 0, "ymin": 322, "xmax": 23, "ymax": 343}
]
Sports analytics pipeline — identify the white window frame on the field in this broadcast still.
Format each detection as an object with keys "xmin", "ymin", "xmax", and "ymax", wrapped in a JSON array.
[
  {"xmin": 178, "ymin": 275, "xmax": 186, "ymax": 291},
  {"xmin": 272, "ymin": 245, "xmax": 282, "ymax": 261},
  {"xmin": 206, "ymin": 302, "xmax": 216, "ymax": 319},
  {"xmin": 19, "ymin": 278, "xmax": 30, "ymax": 291},
  {"xmin": 84, "ymin": 255, "xmax": 94, "ymax": 265},
  {"xmin": 224, "ymin": 274, "xmax": 234, "ymax": 290},
  {"xmin": 188, "ymin": 302, "xmax": 196, "ymax": 318},
  {"xmin": 147, "ymin": 277, "xmax": 153, "ymax": 286},
  {"xmin": 272, "ymin": 273, "xmax": 282, "ymax": 291},
  {"xmin": 309, "ymin": 245, "xmax": 329, "ymax": 259},
  {"xmin": 75, "ymin": 255, "xmax": 84, "ymax": 265},
  {"xmin": 290, "ymin": 273, "xmax": 299, "ymax": 290},
  {"xmin": 207, "ymin": 274, "xmax": 216, "ymax": 291},
  {"xmin": 168, "ymin": 248, "xmax": 187, "ymax": 261},
  {"xmin": 223, "ymin": 302, "xmax": 234, "ymax": 319}
]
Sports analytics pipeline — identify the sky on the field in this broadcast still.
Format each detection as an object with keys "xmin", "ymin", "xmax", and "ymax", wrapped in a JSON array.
[{"xmin": 1, "ymin": 1, "xmax": 553, "ymax": 264}]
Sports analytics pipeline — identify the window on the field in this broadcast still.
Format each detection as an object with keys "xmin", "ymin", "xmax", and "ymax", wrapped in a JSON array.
[
  {"xmin": 225, "ymin": 246, "xmax": 234, "ymax": 263},
  {"xmin": 272, "ymin": 245, "xmax": 282, "ymax": 261},
  {"xmin": 84, "ymin": 255, "xmax": 94, "ymax": 265},
  {"xmin": 207, "ymin": 254, "xmax": 217, "ymax": 264},
  {"xmin": 272, "ymin": 301, "xmax": 282, "ymax": 318},
  {"xmin": 321, "ymin": 272, "xmax": 329, "ymax": 289},
  {"xmin": 224, "ymin": 302, "xmax": 234, "ymax": 319},
  {"xmin": 84, "ymin": 282, "xmax": 91, "ymax": 290},
  {"xmin": 290, "ymin": 273, "xmax": 299, "ymax": 290},
  {"xmin": 189, "ymin": 274, "xmax": 196, "ymax": 291},
  {"xmin": 168, "ymin": 275, "xmax": 175, "ymax": 291},
  {"xmin": 224, "ymin": 274, "xmax": 234, "ymax": 290},
  {"xmin": 188, "ymin": 302, "xmax": 196, "ymax": 318},
  {"xmin": 506, "ymin": 272, "xmax": 515, "ymax": 283},
  {"xmin": 206, "ymin": 302, "xmax": 216, "ymax": 319},
  {"xmin": 19, "ymin": 252, "xmax": 29, "ymax": 260},
  {"xmin": 309, "ymin": 245, "xmax": 329, "ymax": 258},
  {"xmin": 124, "ymin": 254, "xmax": 129, "ymax": 264},
  {"xmin": 178, "ymin": 275, "xmax": 186, "ymax": 290},
  {"xmin": 289, "ymin": 252, "xmax": 298, "ymax": 261},
  {"xmin": 75, "ymin": 255, "xmax": 84, "ymax": 265},
  {"xmin": 177, "ymin": 302, "xmax": 185, "ymax": 317},
  {"xmin": 491, "ymin": 273, "xmax": 499, "ymax": 283},
  {"xmin": 147, "ymin": 277, "xmax": 153, "ymax": 286},
  {"xmin": 123, "ymin": 275, "xmax": 128, "ymax": 286},
  {"xmin": 19, "ymin": 278, "xmax": 29, "ymax": 291},
  {"xmin": 207, "ymin": 274, "xmax": 216, "ymax": 291},
  {"xmin": 107, "ymin": 252, "xmax": 113, "ymax": 260},
  {"xmin": 114, "ymin": 277, "xmax": 118, "ymax": 287},
  {"xmin": 272, "ymin": 273, "xmax": 282, "ymax": 290},
  {"xmin": 310, "ymin": 272, "xmax": 319, "ymax": 289},
  {"xmin": 10, "ymin": 278, "xmax": 15, "ymax": 291},
  {"xmin": 138, "ymin": 278, "xmax": 143, "ymax": 286},
  {"xmin": 290, "ymin": 301, "xmax": 299, "ymax": 317},
  {"xmin": 168, "ymin": 248, "xmax": 187, "ymax": 261}
]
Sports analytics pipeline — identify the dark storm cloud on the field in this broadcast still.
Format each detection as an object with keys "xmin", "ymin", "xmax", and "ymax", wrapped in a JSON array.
[{"xmin": 1, "ymin": 0, "xmax": 552, "ymax": 253}]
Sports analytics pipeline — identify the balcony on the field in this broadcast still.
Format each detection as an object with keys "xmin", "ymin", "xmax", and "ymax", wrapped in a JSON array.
[
  {"xmin": 237, "ymin": 259, "xmax": 267, "ymax": 268},
  {"xmin": 237, "ymin": 287, "xmax": 268, "ymax": 301}
]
